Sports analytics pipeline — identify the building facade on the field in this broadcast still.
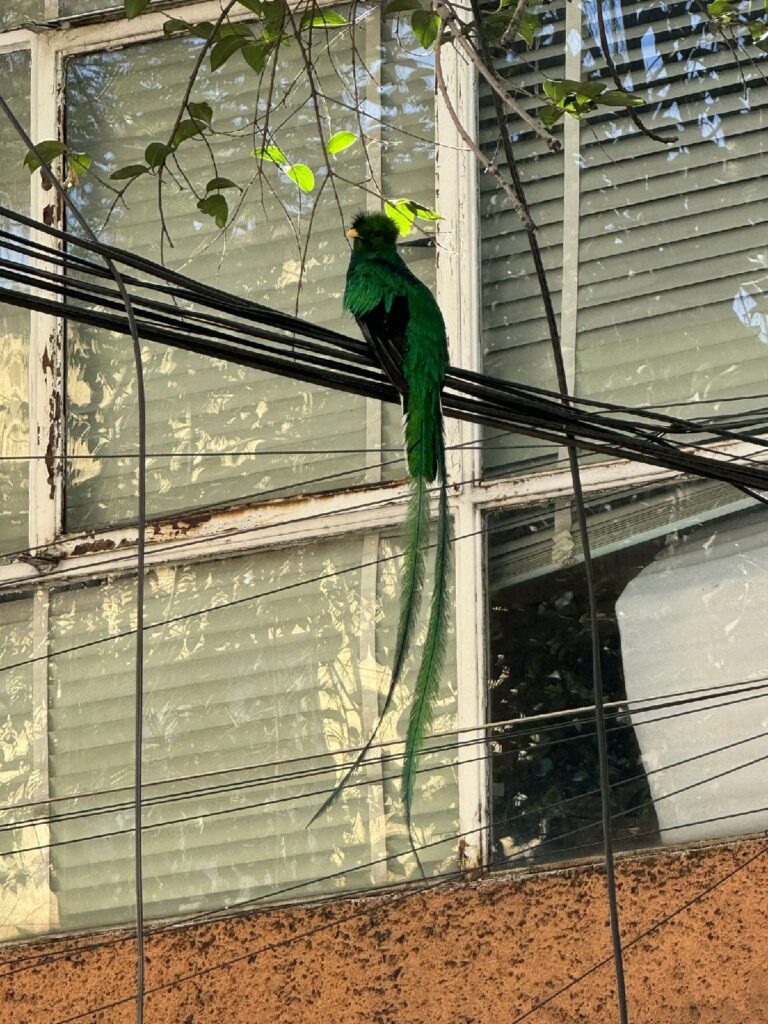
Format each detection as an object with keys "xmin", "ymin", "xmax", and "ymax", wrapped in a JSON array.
[{"xmin": 0, "ymin": 0, "xmax": 767, "ymax": 1019}]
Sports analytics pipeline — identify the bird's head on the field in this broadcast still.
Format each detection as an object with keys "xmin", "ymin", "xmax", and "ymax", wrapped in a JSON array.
[{"xmin": 347, "ymin": 211, "xmax": 399, "ymax": 253}]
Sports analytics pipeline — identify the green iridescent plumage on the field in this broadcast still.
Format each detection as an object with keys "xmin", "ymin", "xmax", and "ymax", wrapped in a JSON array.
[{"xmin": 309, "ymin": 212, "xmax": 450, "ymax": 826}]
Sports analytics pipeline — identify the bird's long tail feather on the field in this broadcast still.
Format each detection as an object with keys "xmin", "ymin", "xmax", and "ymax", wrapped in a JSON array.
[
  {"xmin": 401, "ymin": 440, "xmax": 450, "ymax": 821},
  {"xmin": 306, "ymin": 428, "xmax": 430, "ymax": 826}
]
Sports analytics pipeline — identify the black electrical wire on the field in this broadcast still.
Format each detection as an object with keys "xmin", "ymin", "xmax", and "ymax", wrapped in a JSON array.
[
  {"xmin": 3, "ymin": 694, "xmax": 768, "ymax": 868},
  {"xmin": 0, "ymin": 96, "xmax": 150, "ymax": 1024},
  {"xmin": 3, "ymin": 669, "xmax": 768, "ymax": 841},
  {"xmin": 467, "ymin": 0, "xmax": 630, "ymax": 1015},
  {"xmin": 32, "ymin": 813, "xmax": 768, "ymax": 1024}
]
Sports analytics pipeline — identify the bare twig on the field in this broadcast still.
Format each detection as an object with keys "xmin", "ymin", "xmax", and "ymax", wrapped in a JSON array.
[{"xmin": 434, "ymin": 12, "xmax": 534, "ymax": 231}]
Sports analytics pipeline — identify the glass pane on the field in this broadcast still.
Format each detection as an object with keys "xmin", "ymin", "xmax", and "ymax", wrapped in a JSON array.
[
  {"xmin": 0, "ymin": 50, "xmax": 31, "ymax": 556},
  {"xmin": 480, "ymin": 1, "xmax": 768, "ymax": 478},
  {"xmin": 479, "ymin": 0, "xmax": 566, "ymax": 478},
  {"xmin": 487, "ymin": 479, "xmax": 768, "ymax": 866},
  {"xmin": 64, "ymin": 9, "xmax": 435, "ymax": 530},
  {"xmin": 577, "ymin": 2, "xmax": 768, "ymax": 421},
  {"xmin": 47, "ymin": 532, "xmax": 457, "ymax": 932},
  {"xmin": 0, "ymin": 3, "xmax": 44, "ymax": 30},
  {"xmin": 0, "ymin": 594, "xmax": 48, "ymax": 942}
]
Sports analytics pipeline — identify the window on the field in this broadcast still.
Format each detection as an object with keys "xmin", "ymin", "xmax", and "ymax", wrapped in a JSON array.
[{"xmin": 0, "ymin": 0, "xmax": 766, "ymax": 944}]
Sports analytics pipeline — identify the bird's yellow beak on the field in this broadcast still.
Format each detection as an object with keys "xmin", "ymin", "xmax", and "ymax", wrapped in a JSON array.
[{"xmin": 347, "ymin": 227, "xmax": 360, "ymax": 238}]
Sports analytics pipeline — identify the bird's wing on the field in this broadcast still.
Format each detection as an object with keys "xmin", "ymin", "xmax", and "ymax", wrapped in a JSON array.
[{"xmin": 356, "ymin": 293, "xmax": 410, "ymax": 396}]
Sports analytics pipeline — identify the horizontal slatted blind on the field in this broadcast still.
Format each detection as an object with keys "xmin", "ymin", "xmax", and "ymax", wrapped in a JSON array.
[
  {"xmin": 47, "ymin": 532, "xmax": 457, "ymax": 931},
  {"xmin": 0, "ymin": 594, "xmax": 49, "ymax": 941},
  {"xmin": 481, "ymin": 2, "xmax": 768, "ymax": 477},
  {"xmin": 64, "ymin": 8, "xmax": 435, "ymax": 529},
  {"xmin": 577, "ymin": 2, "xmax": 768, "ymax": 417},
  {"xmin": 479, "ymin": 1, "xmax": 567, "ymax": 476},
  {"xmin": 0, "ymin": 50, "xmax": 30, "ymax": 555}
]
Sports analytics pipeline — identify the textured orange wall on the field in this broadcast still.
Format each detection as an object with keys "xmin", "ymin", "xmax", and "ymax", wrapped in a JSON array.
[{"xmin": 2, "ymin": 837, "xmax": 767, "ymax": 1024}]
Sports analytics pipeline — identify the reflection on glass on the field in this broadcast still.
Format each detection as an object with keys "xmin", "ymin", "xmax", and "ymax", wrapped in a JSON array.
[
  {"xmin": 487, "ymin": 479, "xmax": 768, "ymax": 867},
  {"xmin": 481, "ymin": 1, "xmax": 768, "ymax": 477},
  {"xmin": 0, "ymin": 595, "xmax": 51, "ymax": 942},
  {"xmin": 47, "ymin": 532, "xmax": 457, "ymax": 932},
  {"xmin": 480, "ymin": 0, "xmax": 566, "ymax": 477},
  {"xmin": 0, "ymin": 3, "xmax": 44, "ymax": 30},
  {"xmin": 577, "ymin": 2, "xmax": 768, "ymax": 420},
  {"xmin": 0, "ymin": 51, "xmax": 31, "ymax": 555},
  {"xmin": 64, "ymin": 8, "xmax": 435, "ymax": 529}
]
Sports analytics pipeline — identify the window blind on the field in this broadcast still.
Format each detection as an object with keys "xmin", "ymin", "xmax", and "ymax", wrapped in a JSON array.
[
  {"xmin": 64, "ymin": 8, "xmax": 436, "ymax": 530},
  {"xmin": 0, "ymin": 51, "xmax": 31, "ymax": 555},
  {"xmin": 47, "ymin": 533, "xmax": 457, "ymax": 932},
  {"xmin": 577, "ymin": 1, "xmax": 768, "ymax": 418},
  {"xmin": 479, "ymin": 1, "xmax": 567, "ymax": 476},
  {"xmin": 0, "ymin": 593, "xmax": 48, "ymax": 942},
  {"xmin": 480, "ymin": 1, "xmax": 768, "ymax": 477}
]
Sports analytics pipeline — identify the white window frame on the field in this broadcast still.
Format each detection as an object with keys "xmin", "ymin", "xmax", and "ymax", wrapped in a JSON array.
[{"xmin": 0, "ymin": 0, "xmax": 763, "ymax": 903}]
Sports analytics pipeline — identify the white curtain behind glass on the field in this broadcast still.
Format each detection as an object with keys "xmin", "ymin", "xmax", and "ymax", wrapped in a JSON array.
[{"xmin": 64, "ymin": 8, "xmax": 435, "ymax": 529}]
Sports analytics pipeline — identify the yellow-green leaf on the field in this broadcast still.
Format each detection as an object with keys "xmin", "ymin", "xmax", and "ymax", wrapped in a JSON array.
[
  {"xmin": 384, "ymin": 200, "xmax": 414, "ymax": 236},
  {"xmin": 254, "ymin": 144, "xmax": 287, "ymax": 164},
  {"xmin": 326, "ymin": 130, "xmax": 357, "ymax": 154},
  {"xmin": 283, "ymin": 163, "xmax": 315, "ymax": 192},
  {"xmin": 300, "ymin": 9, "xmax": 347, "ymax": 29}
]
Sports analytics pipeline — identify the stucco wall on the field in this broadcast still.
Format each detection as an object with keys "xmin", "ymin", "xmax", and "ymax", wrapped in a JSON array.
[{"xmin": 2, "ymin": 837, "xmax": 767, "ymax": 1024}]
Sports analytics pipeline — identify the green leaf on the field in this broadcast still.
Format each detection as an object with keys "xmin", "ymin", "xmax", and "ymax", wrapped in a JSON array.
[
  {"xmin": 516, "ymin": 9, "xmax": 540, "ymax": 47},
  {"xmin": 598, "ymin": 89, "xmax": 644, "ymax": 108},
  {"xmin": 300, "ymin": 8, "xmax": 347, "ymax": 29},
  {"xmin": 187, "ymin": 101, "xmax": 213, "ymax": 127},
  {"xmin": 384, "ymin": 0, "xmax": 423, "ymax": 13},
  {"xmin": 23, "ymin": 139, "xmax": 67, "ymax": 173},
  {"xmin": 539, "ymin": 105, "xmax": 564, "ymax": 129},
  {"xmin": 163, "ymin": 18, "xmax": 190, "ymax": 36},
  {"xmin": 283, "ymin": 163, "xmax": 315, "ymax": 192},
  {"xmin": 110, "ymin": 164, "xmax": 149, "ymax": 181},
  {"xmin": 236, "ymin": 0, "xmax": 265, "ymax": 11},
  {"xmin": 241, "ymin": 41, "xmax": 272, "ymax": 73},
  {"xmin": 384, "ymin": 199, "xmax": 415, "ymax": 236},
  {"xmin": 124, "ymin": 0, "xmax": 150, "ymax": 17},
  {"xmin": 144, "ymin": 141, "xmax": 174, "ymax": 168},
  {"xmin": 544, "ymin": 78, "xmax": 606, "ymax": 103},
  {"xmin": 403, "ymin": 199, "xmax": 441, "ymax": 221},
  {"xmin": 254, "ymin": 144, "xmax": 287, "ymax": 164},
  {"xmin": 197, "ymin": 194, "xmax": 229, "ymax": 228},
  {"xmin": 326, "ymin": 130, "xmax": 357, "ymax": 154},
  {"xmin": 210, "ymin": 34, "xmax": 246, "ymax": 71},
  {"xmin": 411, "ymin": 9, "xmax": 440, "ymax": 48},
  {"xmin": 172, "ymin": 118, "xmax": 204, "ymax": 147},
  {"xmin": 260, "ymin": 0, "xmax": 287, "ymax": 38},
  {"xmin": 68, "ymin": 152, "xmax": 92, "ymax": 178},
  {"xmin": 205, "ymin": 176, "xmax": 240, "ymax": 192},
  {"xmin": 191, "ymin": 21, "xmax": 216, "ymax": 40}
]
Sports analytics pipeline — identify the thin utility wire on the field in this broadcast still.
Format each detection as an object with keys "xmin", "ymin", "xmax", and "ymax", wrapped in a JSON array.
[
  {"xmin": 3, "ymin": 670, "xmax": 768, "ymax": 841},
  {"xmin": 33, "ymin": 815, "xmax": 768, "ymax": 1024},
  {"xmin": 2, "ymin": 664, "xmax": 765, "ymax": 828},
  {"xmin": 0, "ymin": 95, "xmax": 149, "ymax": 1024},
  {"xmin": 3, "ymin": 696, "xmax": 768, "ymax": 867}
]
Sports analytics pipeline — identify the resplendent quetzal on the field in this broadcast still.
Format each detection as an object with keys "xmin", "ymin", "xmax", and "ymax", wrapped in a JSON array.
[{"xmin": 310, "ymin": 211, "xmax": 450, "ymax": 826}]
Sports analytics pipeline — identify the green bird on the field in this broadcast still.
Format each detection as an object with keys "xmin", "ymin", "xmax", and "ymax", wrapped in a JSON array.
[{"xmin": 309, "ymin": 211, "xmax": 450, "ymax": 826}]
